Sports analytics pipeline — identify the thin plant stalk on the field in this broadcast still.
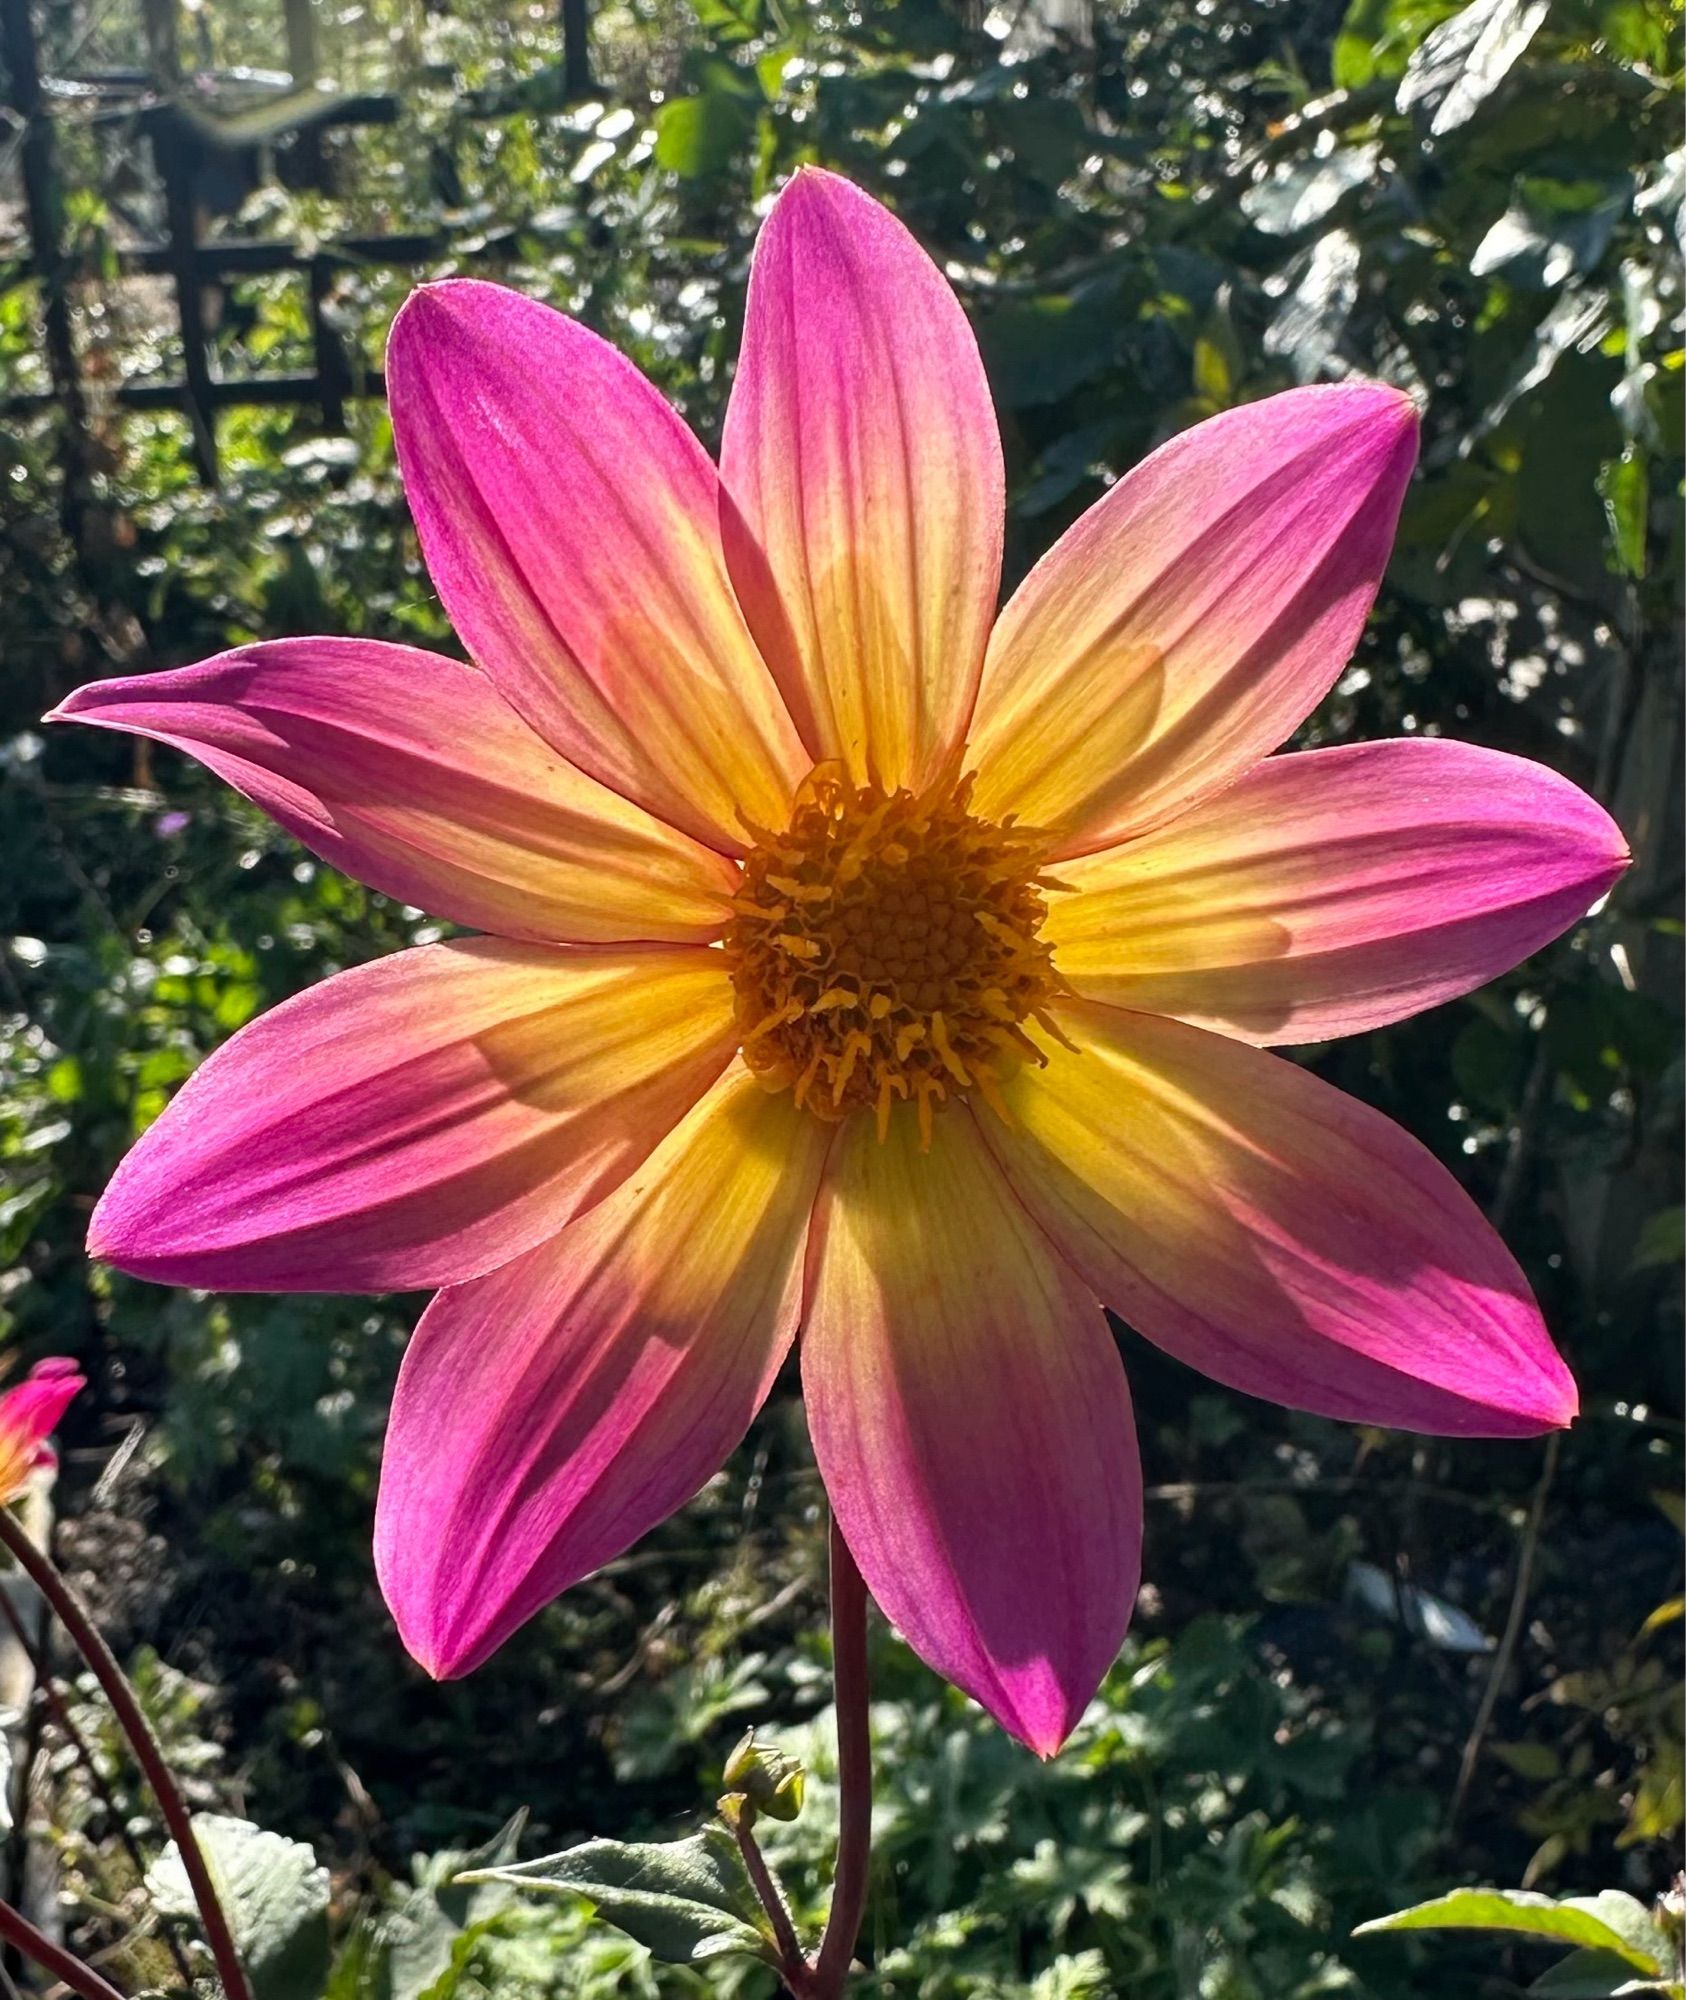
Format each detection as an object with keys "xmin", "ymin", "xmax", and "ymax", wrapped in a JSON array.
[
  {"xmin": 0, "ymin": 1893, "xmax": 127, "ymax": 2000},
  {"xmin": 0, "ymin": 1511, "xmax": 252, "ymax": 2000},
  {"xmin": 730, "ymin": 1817, "xmax": 811, "ymax": 1994},
  {"xmin": 0, "ymin": 1586, "xmax": 197, "ymax": 1989},
  {"xmin": 810, "ymin": 1518, "xmax": 871, "ymax": 1999}
]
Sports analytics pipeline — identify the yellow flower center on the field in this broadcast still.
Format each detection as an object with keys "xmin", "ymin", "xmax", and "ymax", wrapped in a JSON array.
[{"xmin": 724, "ymin": 761, "xmax": 1071, "ymax": 1144}]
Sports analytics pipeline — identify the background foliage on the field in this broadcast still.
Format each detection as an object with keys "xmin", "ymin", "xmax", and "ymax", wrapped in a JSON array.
[{"xmin": 1, "ymin": 0, "xmax": 1681, "ymax": 1992}]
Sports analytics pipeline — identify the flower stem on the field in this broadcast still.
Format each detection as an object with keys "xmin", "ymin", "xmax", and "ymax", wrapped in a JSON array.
[
  {"xmin": 810, "ymin": 1517, "xmax": 871, "ymax": 1999},
  {"xmin": 0, "ymin": 1511, "xmax": 253, "ymax": 2000},
  {"xmin": 0, "ymin": 1585, "xmax": 199, "ymax": 1991},
  {"xmin": 0, "ymin": 1893, "xmax": 127, "ymax": 2000},
  {"xmin": 731, "ymin": 1817, "xmax": 811, "ymax": 1993}
]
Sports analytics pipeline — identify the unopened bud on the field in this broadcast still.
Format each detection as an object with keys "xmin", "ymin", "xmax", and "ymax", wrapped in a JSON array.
[{"xmin": 721, "ymin": 1730, "xmax": 806, "ymax": 1822}]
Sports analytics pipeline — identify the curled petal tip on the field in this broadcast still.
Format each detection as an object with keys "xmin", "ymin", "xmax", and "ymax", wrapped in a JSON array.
[{"xmin": 44, "ymin": 679, "xmax": 120, "ymax": 727}]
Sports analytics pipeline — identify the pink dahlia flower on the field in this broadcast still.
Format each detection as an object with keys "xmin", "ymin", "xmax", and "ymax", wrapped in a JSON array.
[
  {"xmin": 54, "ymin": 170, "xmax": 1626, "ymax": 1755},
  {"xmin": 0, "ymin": 1359, "xmax": 85, "ymax": 1502}
]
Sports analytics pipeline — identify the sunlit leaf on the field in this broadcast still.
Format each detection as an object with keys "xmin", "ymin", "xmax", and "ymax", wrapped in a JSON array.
[
  {"xmin": 1396, "ymin": 0, "xmax": 1549, "ymax": 134},
  {"xmin": 1242, "ymin": 144, "xmax": 1380, "ymax": 235},
  {"xmin": 1265, "ymin": 229, "xmax": 1362, "ymax": 380},
  {"xmin": 461, "ymin": 1827, "xmax": 775, "ymax": 1966},
  {"xmin": 1356, "ymin": 1888, "xmax": 1671, "ymax": 1975},
  {"xmin": 147, "ymin": 1815, "xmax": 331, "ymax": 2000}
]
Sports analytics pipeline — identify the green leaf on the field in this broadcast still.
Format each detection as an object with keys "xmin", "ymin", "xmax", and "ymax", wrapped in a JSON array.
[
  {"xmin": 1531, "ymin": 1947, "xmax": 1683, "ymax": 1998},
  {"xmin": 1396, "ymin": 0, "xmax": 1549, "ymax": 134},
  {"xmin": 1265, "ymin": 229, "xmax": 1362, "ymax": 381},
  {"xmin": 1472, "ymin": 179, "xmax": 1632, "ymax": 290},
  {"xmin": 1242, "ymin": 145, "xmax": 1380, "ymax": 236},
  {"xmin": 977, "ymin": 280, "xmax": 1126, "ymax": 409},
  {"xmin": 1331, "ymin": 0, "xmax": 1392, "ymax": 89},
  {"xmin": 686, "ymin": 0, "xmax": 763, "ymax": 40},
  {"xmin": 654, "ymin": 90, "xmax": 757, "ymax": 179},
  {"xmin": 383, "ymin": 1815, "xmax": 528, "ymax": 2000},
  {"xmin": 1473, "ymin": 285, "xmax": 1611, "ymax": 443},
  {"xmin": 461, "ymin": 1826, "xmax": 775, "ymax": 1967},
  {"xmin": 1598, "ymin": 449, "xmax": 1650, "ymax": 578},
  {"xmin": 1191, "ymin": 334, "xmax": 1231, "ymax": 404},
  {"xmin": 1356, "ymin": 1888, "xmax": 1670, "ymax": 1975},
  {"xmin": 1630, "ymin": 1206, "xmax": 1685, "ymax": 1274},
  {"xmin": 1490, "ymin": 1740, "xmax": 1564, "ymax": 1782},
  {"xmin": 146, "ymin": 1815, "xmax": 330, "ymax": 2000},
  {"xmin": 1330, "ymin": 0, "xmax": 1459, "ymax": 88}
]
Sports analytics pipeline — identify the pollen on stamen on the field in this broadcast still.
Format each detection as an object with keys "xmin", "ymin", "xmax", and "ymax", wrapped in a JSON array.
[{"xmin": 722, "ymin": 761, "xmax": 1071, "ymax": 1142}]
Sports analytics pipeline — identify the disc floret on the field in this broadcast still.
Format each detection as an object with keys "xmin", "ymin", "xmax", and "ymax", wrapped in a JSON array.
[{"xmin": 725, "ymin": 761, "xmax": 1071, "ymax": 1143}]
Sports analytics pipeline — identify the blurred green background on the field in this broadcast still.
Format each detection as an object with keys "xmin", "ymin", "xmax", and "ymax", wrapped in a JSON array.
[{"xmin": 1, "ymin": 0, "xmax": 1681, "ymax": 1992}]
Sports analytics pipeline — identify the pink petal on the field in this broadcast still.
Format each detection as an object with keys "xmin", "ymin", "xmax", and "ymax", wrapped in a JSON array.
[
  {"xmin": 386, "ymin": 280, "xmax": 808, "ymax": 852},
  {"xmin": 89, "ymin": 940, "xmax": 735, "ymax": 1292},
  {"xmin": 802, "ymin": 1103, "xmax": 1141, "ymax": 1756},
  {"xmin": 0, "ymin": 1359, "xmax": 85, "ymax": 1458},
  {"xmin": 1048, "ymin": 739, "xmax": 1629, "ymax": 1042},
  {"xmin": 49, "ymin": 641, "xmax": 740, "ymax": 945},
  {"xmin": 967, "ymin": 384, "xmax": 1420, "ymax": 856},
  {"xmin": 375, "ymin": 1065, "xmax": 831, "ymax": 1677},
  {"xmin": 721, "ymin": 168, "xmax": 1004, "ymax": 791},
  {"xmin": 983, "ymin": 1001, "xmax": 1577, "ymax": 1437}
]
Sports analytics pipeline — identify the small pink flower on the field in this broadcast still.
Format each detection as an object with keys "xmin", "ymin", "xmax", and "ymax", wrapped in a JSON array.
[
  {"xmin": 0, "ymin": 1359, "xmax": 85, "ymax": 1502},
  {"xmin": 53, "ymin": 170, "xmax": 1627, "ymax": 1755}
]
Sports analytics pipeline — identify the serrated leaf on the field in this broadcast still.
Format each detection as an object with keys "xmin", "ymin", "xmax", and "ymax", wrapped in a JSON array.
[
  {"xmin": 462, "ymin": 1826, "xmax": 775, "ymax": 1967},
  {"xmin": 1396, "ymin": 0, "xmax": 1549, "ymax": 135},
  {"xmin": 146, "ymin": 1815, "xmax": 330, "ymax": 2000},
  {"xmin": 1356, "ymin": 1888, "xmax": 1670, "ymax": 1975}
]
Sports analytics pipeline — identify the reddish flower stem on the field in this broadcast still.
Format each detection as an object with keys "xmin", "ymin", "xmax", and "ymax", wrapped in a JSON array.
[
  {"xmin": 731, "ymin": 1817, "xmax": 812, "ymax": 1994},
  {"xmin": 0, "ymin": 1511, "xmax": 253, "ymax": 2000},
  {"xmin": 0, "ymin": 1585, "xmax": 198, "ymax": 1990},
  {"xmin": 810, "ymin": 1517, "xmax": 871, "ymax": 1999},
  {"xmin": 0, "ymin": 1893, "xmax": 127, "ymax": 2000}
]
